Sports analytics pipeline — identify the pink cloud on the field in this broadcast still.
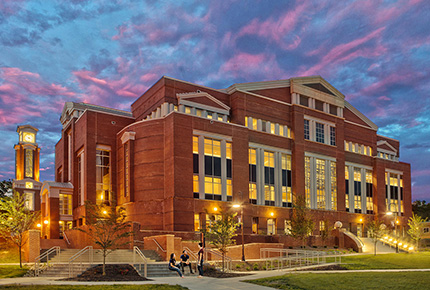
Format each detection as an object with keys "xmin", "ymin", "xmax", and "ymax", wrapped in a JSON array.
[
  {"xmin": 300, "ymin": 27, "xmax": 386, "ymax": 76},
  {"xmin": 377, "ymin": 96, "xmax": 391, "ymax": 101}
]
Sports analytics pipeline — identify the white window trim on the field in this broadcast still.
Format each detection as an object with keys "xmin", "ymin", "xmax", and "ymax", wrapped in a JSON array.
[{"xmin": 304, "ymin": 115, "xmax": 335, "ymax": 146}]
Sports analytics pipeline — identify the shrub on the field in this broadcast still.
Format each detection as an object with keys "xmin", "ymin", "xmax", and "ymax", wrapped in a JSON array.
[
  {"xmin": 246, "ymin": 267, "xmax": 250, "ymax": 271},
  {"xmin": 236, "ymin": 264, "xmax": 242, "ymax": 269},
  {"xmin": 253, "ymin": 263, "xmax": 259, "ymax": 270}
]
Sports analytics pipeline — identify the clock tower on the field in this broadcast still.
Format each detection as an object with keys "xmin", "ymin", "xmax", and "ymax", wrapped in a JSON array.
[{"xmin": 13, "ymin": 125, "xmax": 42, "ymax": 211}]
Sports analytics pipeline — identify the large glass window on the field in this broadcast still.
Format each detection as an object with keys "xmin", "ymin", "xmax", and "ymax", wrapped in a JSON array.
[
  {"xmin": 59, "ymin": 194, "xmax": 72, "ymax": 215},
  {"xmin": 96, "ymin": 148, "xmax": 111, "ymax": 205},
  {"xmin": 226, "ymin": 142, "xmax": 232, "ymax": 201},
  {"xmin": 77, "ymin": 150, "xmax": 84, "ymax": 206},
  {"xmin": 305, "ymin": 157, "xmax": 311, "ymax": 208},
  {"xmin": 249, "ymin": 148, "xmax": 257, "ymax": 204},
  {"xmin": 264, "ymin": 151, "xmax": 275, "ymax": 206},
  {"xmin": 193, "ymin": 136, "xmax": 199, "ymax": 198},
  {"xmin": 330, "ymin": 126, "xmax": 336, "ymax": 146},
  {"xmin": 204, "ymin": 138, "xmax": 222, "ymax": 200},
  {"xmin": 25, "ymin": 149, "xmax": 33, "ymax": 178},
  {"xmin": 316, "ymin": 158, "xmax": 326, "ymax": 209},
  {"xmin": 252, "ymin": 217, "xmax": 259, "ymax": 234},
  {"xmin": 281, "ymin": 154, "xmax": 292, "ymax": 207},
  {"xmin": 331, "ymin": 162, "xmax": 337, "ymax": 211},
  {"xmin": 304, "ymin": 119, "xmax": 310, "ymax": 140},
  {"xmin": 345, "ymin": 166, "xmax": 349, "ymax": 212},
  {"xmin": 24, "ymin": 191, "xmax": 34, "ymax": 211},
  {"xmin": 124, "ymin": 143, "xmax": 129, "ymax": 197},
  {"xmin": 366, "ymin": 170, "xmax": 373, "ymax": 214},
  {"xmin": 354, "ymin": 168, "xmax": 362, "ymax": 213},
  {"xmin": 267, "ymin": 218, "xmax": 276, "ymax": 235}
]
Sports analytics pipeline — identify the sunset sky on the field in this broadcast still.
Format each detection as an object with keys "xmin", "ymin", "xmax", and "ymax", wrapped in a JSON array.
[{"xmin": 0, "ymin": 0, "xmax": 429, "ymax": 201}]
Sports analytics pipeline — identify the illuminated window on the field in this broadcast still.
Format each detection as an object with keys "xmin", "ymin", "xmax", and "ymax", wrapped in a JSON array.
[
  {"xmin": 331, "ymin": 161, "xmax": 337, "ymax": 211},
  {"xmin": 345, "ymin": 166, "xmax": 350, "ymax": 212},
  {"xmin": 267, "ymin": 218, "xmax": 276, "ymax": 235},
  {"xmin": 59, "ymin": 194, "xmax": 72, "ymax": 215},
  {"xmin": 366, "ymin": 170, "xmax": 373, "ymax": 214},
  {"xmin": 252, "ymin": 118, "xmax": 257, "ymax": 130},
  {"xmin": 25, "ymin": 149, "xmax": 33, "ymax": 178},
  {"xmin": 305, "ymin": 157, "xmax": 311, "ymax": 208},
  {"xmin": 319, "ymin": 220, "xmax": 325, "ymax": 232},
  {"xmin": 124, "ymin": 143, "xmax": 129, "ymax": 197},
  {"xmin": 194, "ymin": 214, "xmax": 200, "ymax": 232},
  {"xmin": 354, "ymin": 168, "xmax": 362, "ymax": 213},
  {"xmin": 270, "ymin": 123, "xmax": 276, "ymax": 134},
  {"xmin": 226, "ymin": 142, "xmax": 232, "ymax": 201},
  {"xmin": 185, "ymin": 106, "xmax": 192, "ymax": 114},
  {"xmin": 252, "ymin": 217, "xmax": 259, "ymax": 234},
  {"xmin": 24, "ymin": 191, "xmax": 34, "ymax": 211},
  {"xmin": 284, "ymin": 220, "xmax": 291, "ymax": 235},
  {"xmin": 281, "ymin": 154, "xmax": 292, "ymax": 207},
  {"xmin": 196, "ymin": 109, "xmax": 202, "ymax": 117},
  {"xmin": 316, "ymin": 159, "xmax": 326, "ymax": 209},
  {"xmin": 193, "ymin": 136, "xmax": 199, "ymax": 198},
  {"xmin": 96, "ymin": 148, "xmax": 111, "ymax": 205},
  {"xmin": 264, "ymin": 151, "xmax": 275, "ymax": 206},
  {"xmin": 345, "ymin": 141, "xmax": 349, "ymax": 151},
  {"xmin": 249, "ymin": 148, "xmax": 257, "ymax": 204},
  {"xmin": 77, "ymin": 150, "xmax": 84, "ymax": 205}
]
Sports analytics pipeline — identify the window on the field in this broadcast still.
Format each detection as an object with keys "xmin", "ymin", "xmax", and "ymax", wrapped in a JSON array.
[
  {"xmin": 330, "ymin": 127, "xmax": 336, "ymax": 146},
  {"xmin": 354, "ymin": 168, "xmax": 362, "ymax": 213},
  {"xmin": 194, "ymin": 214, "xmax": 200, "ymax": 232},
  {"xmin": 245, "ymin": 116, "xmax": 290, "ymax": 138},
  {"xmin": 68, "ymin": 132, "xmax": 72, "ymax": 181},
  {"xmin": 315, "ymin": 100, "xmax": 324, "ymax": 111},
  {"xmin": 204, "ymin": 138, "xmax": 222, "ymax": 200},
  {"xmin": 59, "ymin": 194, "xmax": 72, "ymax": 215},
  {"xmin": 329, "ymin": 104, "xmax": 337, "ymax": 116},
  {"xmin": 264, "ymin": 151, "xmax": 275, "ymax": 206},
  {"xmin": 319, "ymin": 220, "xmax": 325, "ymax": 232},
  {"xmin": 77, "ymin": 150, "xmax": 84, "ymax": 206},
  {"xmin": 304, "ymin": 119, "xmax": 310, "ymax": 140},
  {"xmin": 331, "ymin": 162, "xmax": 337, "ymax": 211},
  {"xmin": 305, "ymin": 157, "xmax": 311, "ymax": 208},
  {"xmin": 366, "ymin": 170, "xmax": 373, "ymax": 214},
  {"xmin": 345, "ymin": 166, "xmax": 350, "ymax": 212},
  {"xmin": 300, "ymin": 95, "xmax": 309, "ymax": 106},
  {"xmin": 424, "ymin": 228, "xmax": 429, "ymax": 234},
  {"xmin": 386, "ymin": 172, "xmax": 403, "ymax": 214},
  {"xmin": 96, "ymin": 148, "xmax": 111, "ymax": 205},
  {"xmin": 249, "ymin": 148, "xmax": 257, "ymax": 204},
  {"xmin": 267, "ymin": 218, "xmax": 276, "ymax": 235},
  {"xmin": 25, "ymin": 149, "xmax": 33, "ymax": 178},
  {"xmin": 193, "ymin": 136, "xmax": 199, "ymax": 198},
  {"xmin": 315, "ymin": 122, "xmax": 325, "ymax": 143},
  {"xmin": 281, "ymin": 154, "xmax": 292, "ymax": 207},
  {"xmin": 252, "ymin": 217, "xmax": 259, "ymax": 234},
  {"xmin": 284, "ymin": 220, "xmax": 291, "ymax": 235},
  {"xmin": 316, "ymin": 158, "xmax": 326, "ymax": 209},
  {"xmin": 24, "ymin": 192, "xmax": 34, "ymax": 211},
  {"xmin": 226, "ymin": 142, "xmax": 232, "ymax": 201},
  {"xmin": 124, "ymin": 143, "xmax": 129, "ymax": 197}
]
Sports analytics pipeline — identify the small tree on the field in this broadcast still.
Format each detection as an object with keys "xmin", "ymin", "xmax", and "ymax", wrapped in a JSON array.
[
  {"xmin": 367, "ymin": 220, "xmax": 386, "ymax": 256},
  {"xmin": 205, "ymin": 210, "xmax": 239, "ymax": 272},
  {"xmin": 290, "ymin": 195, "xmax": 314, "ymax": 248},
  {"xmin": 0, "ymin": 191, "xmax": 40, "ymax": 268},
  {"xmin": 78, "ymin": 198, "xmax": 132, "ymax": 275},
  {"xmin": 320, "ymin": 219, "xmax": 333, "ymax": 247},
  {"xmin": 407, "ymin": 213, "xmax": 428, "ymax": 251}
]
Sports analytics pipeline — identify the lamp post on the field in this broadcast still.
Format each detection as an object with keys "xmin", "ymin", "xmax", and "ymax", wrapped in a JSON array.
[
  {"xmin": 387, "ymin": 202, "xmax": 399, "ymax": 253},
  {"xmin": 233, "ymin": 191, "xmax": 245, "ymax": 261}
]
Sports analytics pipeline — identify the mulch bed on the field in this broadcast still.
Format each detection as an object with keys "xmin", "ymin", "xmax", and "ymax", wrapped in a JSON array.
[
  {"xmin": 298, "ymin": 264, "xmax": 348, "ymax": 271},
  {"xmin": 64, "ymin": 264, "xmax": 151, "ymax": 281}
]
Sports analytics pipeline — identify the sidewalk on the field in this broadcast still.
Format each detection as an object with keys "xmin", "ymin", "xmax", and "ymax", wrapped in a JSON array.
[{"xmin": 1, "ymin": 266, "xmax": 430, "ymax": 290}]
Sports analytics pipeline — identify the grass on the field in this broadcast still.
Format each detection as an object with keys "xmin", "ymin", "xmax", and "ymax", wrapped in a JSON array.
[
  {"xmin": 0, "ymin": 265, "xmax": 28, "ymax": 278},
  {"xmin": 0, "ymin": 286, "xmax": 187, "ymax": 290},
  {"xmin": 246, "ymin": 272, "xmax": 430, "ymax": 290},
  {"xmin": 341, "ymin": 252, "xmax": 430, "ymax": 269},
  {"xmin": 0, "ymin": 246, "xmax": 19, "ymax": 263}
]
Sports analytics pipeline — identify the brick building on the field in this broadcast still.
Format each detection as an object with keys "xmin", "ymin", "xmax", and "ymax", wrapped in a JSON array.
[{"xmin": 41, "ymin": 75, "xmax": 411, "ymax": 242}]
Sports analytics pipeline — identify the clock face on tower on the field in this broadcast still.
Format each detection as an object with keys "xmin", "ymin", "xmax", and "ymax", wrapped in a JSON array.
[{"xmin": 23, "ymin": 132, "xmax": 35, "ymax": 143}]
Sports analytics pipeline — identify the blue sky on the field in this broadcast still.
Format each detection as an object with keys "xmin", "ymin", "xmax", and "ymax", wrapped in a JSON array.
[{"xmin": 0, "ymin": 0, "xmax": 429, "ymax": 201}]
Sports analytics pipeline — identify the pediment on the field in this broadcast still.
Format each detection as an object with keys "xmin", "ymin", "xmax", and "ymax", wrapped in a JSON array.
[
  {"xmin": 377, "ymin": 140, "xmax": 397, "ymax": 153},
  {"xmin": 177, "ymin": 91, "xmax": 230, "ymax": 114}
]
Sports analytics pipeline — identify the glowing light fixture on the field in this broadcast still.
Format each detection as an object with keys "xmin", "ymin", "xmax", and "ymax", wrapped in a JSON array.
[
  {"xmin": 213, "ymin": 207, "xmax": 218, "ymax": 212},
  {"xmin": 409, "ymin": 247, "xmax": 414, "ymax": 251},
  {"xmin": 270, "ymin": 212, "xmax": 274, "ymax": 217},
  {"xmin": 44, "ymin": 220, "xmax": 49, "ymax": 225},
  {"xmin": 384, "ymin": 236, "xmax": 388, "ymax": 240},
  {"xmin": 59, "ymin": 221, "xmax": 64, "ymax": 224},
  {"xmin": 36, "ymin": 223, "xmax": 41, "ymax": 228},
  {"xmin": 232, "ymin": 204, "xmax": 240, "ymax": 208},
  {"xmin": 359, "ymin": 218, "xmax": 363, "ymax": 223},
  {"xmin": 103, "ymin": 210, "xmax": 107, "ymax": 215},
  {"xmin": 386, "ymin": 212, "xmax": 393, "ymax": 216},
  {"xmin": 398, "ymin": 242, "xmax": 402, "ymax": 246},
  {"xmin": 403, "ymin": 245, "xmax": 407, "ymax": 248}
]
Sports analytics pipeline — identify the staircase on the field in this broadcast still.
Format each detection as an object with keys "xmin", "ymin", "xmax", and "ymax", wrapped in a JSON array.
[
  {"xmin": 360, "ymin": 238, "xmax": 396, "ymax": 254},
  {"xmin": 37, "ymin": 248, "xmax": 163, "ymax": 277},
  {"xmin": 135, "ymin": 262, "xmax": 197, "ymax": 277}
]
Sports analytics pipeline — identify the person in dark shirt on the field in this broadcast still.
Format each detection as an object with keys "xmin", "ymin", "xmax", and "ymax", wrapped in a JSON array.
[
  {"xmin": 197, "ymin": 242, "xmax": 204, "ymax": 278},
  {"xmin": 168, "ymin": 253, "xmax": 184, "ymax": 278},
  {"xmin": 180, "ymin": 250, "xmax": 194, "ymax": 274}
]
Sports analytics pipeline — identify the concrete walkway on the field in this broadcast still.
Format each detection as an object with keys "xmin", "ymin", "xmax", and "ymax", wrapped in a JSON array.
[{"xmin": 2, "ymin": 266, "xmax": 430, "ymax": 290}]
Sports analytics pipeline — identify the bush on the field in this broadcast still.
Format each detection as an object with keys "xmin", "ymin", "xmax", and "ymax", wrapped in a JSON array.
[
  {"xmin": 246, "ymin": 267, "xmax": 250, "ymax": 271},
  {"xmin": 253, "ymin": 263, "xmax": 259, "ymax": 270},
  {"xmin": 236, "ymin": 264, "xmax": 242, "ymax": 269},
  {"xmin": 263, "ymin": 266, "xmax": 267, "ymax": 270}
]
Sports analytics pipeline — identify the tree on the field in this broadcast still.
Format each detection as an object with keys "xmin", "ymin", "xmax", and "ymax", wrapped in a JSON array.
[
  {"xmin": 0, "ymin": 179, "xmax": 13, "ymax": 198},
  {"xmin": 367, "ymin": 220, "xmax": 386, "ymax": 256},
  {"xmin": 204, "ymin": 210, "xmax": 239, "ymax": 272},
  {"xmin": 407, "ymin": 213, "xmax": 428, "ymax": 251},
  {"xmin": 320, "ymin": 219, "xmax": 334, "ymax": 247},
  {"xmin": 77, "ymin": 198, "xmax": 132, "ymax": 275},
  {"xmin": 412, "ymin": 200, "xmax": 430, "ymax": 220},
  {"xmin": 289, "ymin": 195, "xmax": 315, "ymax": 248},
  {"xmin": 0, "ymin": 191, "xmax": 40, "ymax": 268}
]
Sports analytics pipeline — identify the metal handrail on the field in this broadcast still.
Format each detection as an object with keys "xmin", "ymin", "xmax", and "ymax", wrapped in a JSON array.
[
  {"xmin": 63, "ymin": 231, "xmax": 71, "ymax": 245},
  {"xmin": 150, "ymin": 238, "xmax": 167, "ymax": 252},
  {"xmin": 68, "ymin": 246, "xmax": 93, "ymax": 277},
  {"xmin": 133, "ymin": 246, "xmax": 148, "ymax": 277},
  {"xmin": 183, "ymin": 246, "xmax": 198, "ymax": 263},
  {"xmin": 260, "ymin": 248, "xmax": 343, "ymax": 271},
  {"xmin": 205, "ymin": 249, "xmax": 232, "ymax": 272},
  {"xmin": 34, "ymin": 246, "xmax": 60, "ymax": 276}
]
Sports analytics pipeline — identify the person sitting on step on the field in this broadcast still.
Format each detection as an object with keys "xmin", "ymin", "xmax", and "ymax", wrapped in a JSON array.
[
  {"xmin": 168, "ymin": 253, "xmax": 184, "ymax": 278},
  {"xmin": 180, "ymin": 249, "xmax": 194, "ymax": 274}
]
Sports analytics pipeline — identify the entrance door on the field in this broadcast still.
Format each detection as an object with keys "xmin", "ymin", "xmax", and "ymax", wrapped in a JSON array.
[{"xmin": 357, "ymin": 224, "xmax": 362, "ymax": 237}]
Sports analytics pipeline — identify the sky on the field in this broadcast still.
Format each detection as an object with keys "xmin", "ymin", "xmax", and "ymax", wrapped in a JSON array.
[{"xmin": 0, "ymin": 0, "xmax": 429, "ymax": 201}]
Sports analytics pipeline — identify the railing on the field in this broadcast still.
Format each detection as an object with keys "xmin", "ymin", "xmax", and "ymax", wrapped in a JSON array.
[
  {"xmin": 205, "ymin": 249, "xmax": 232, "ymax": 272},
  {"xmin": 68, "ymin": 246, "xmax": 93, "ymax": 278},
  {"xmin": 260, "ymin": 248, "xmax": 343, "ymax": 271},
  {"xmin": 63, "ymin": 231, "xmax": 71, "ymax": 246},
  {"xmin": 342, "ymin": 229, "xmax": 364, "ymax": 252},
  {"xmin": 379, "ymin": 235, "xmax": 415, "ymax": 252},
  {"xmin": 183, "ymin": 247, "xmax": 199, "ymax": 264},
  {"xmin": 150, "ymin": 238, "xmax": 167, "ymax": 253},
  {"xmin": 34, "ymin": 246, "xmax": 60, "ymax": 276},
  {"xmin": 133, "ymin": 246, "xmax": 148, "ymax": 277}
]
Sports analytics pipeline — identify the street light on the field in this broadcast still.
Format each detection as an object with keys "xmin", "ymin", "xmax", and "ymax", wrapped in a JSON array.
[
  {"xmin": 233, "ymin": 191, "xmax": 245, "ymax": 262},
  {"xmin": 387, "ymin": 202, "xmax": 399, "ymax": 253}
]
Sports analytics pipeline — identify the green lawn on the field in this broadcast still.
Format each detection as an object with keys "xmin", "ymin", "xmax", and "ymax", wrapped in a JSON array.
[
  {"xmin": 0, "ymin": 286, "xmax": 187, "ymax": 290},
  {"xmin": 247, "ymin": 272, "xmax": 430, "ymax": 290},
  {"xmin": 341, "ymin": 252, "xmax": 430, "ymax": 269},
  {"xmin": 0, "ymin": 265, "xmax": 28, "ymax": 278}
]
